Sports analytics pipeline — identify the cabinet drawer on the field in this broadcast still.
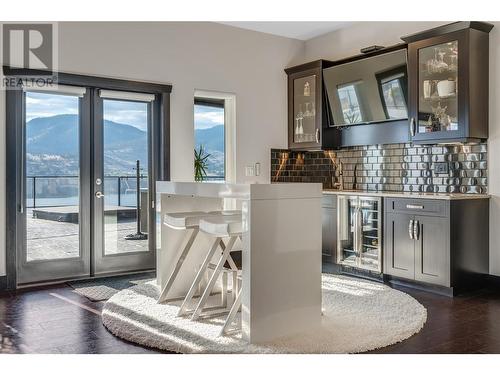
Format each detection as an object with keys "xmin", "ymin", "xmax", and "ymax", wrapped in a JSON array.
[
  {"xmin": 322, "ymin": 194, "xmax": 337, "ymax": 208},
  {"xmin": 385, "ymin": 198, "xmax": 448, "ymax": 217}
]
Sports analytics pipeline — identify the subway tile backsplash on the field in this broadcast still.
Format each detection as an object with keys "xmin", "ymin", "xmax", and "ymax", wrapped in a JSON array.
[{"xmin": 271, "ymin": 143, "xmax": 487, "ymax": 194}]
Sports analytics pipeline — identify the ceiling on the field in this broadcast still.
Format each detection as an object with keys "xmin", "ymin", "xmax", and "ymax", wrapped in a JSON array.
[{"xmin": 218, "ymin": 22, "xmax": 354, "ymax": 41}]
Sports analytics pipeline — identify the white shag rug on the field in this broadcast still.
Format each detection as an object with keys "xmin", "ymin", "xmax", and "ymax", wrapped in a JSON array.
[{"xmin": 101, "ymin": 274, "xmax": 427, "ymax": 353}]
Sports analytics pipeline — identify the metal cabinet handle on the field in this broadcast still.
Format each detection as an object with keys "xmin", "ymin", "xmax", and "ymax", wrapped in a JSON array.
[
  {"xmin": 357, "ymin": 207, "xmax": 363, "ymax": 254},
  {"xmin": 410, "ymin": 117, "xmax": 416, "ymax": 137},
  {"xmin": 408, "ymin": 219, "xmax": 414, "ymax": 239},
  {"xmin": 413, "ymin": 220, "xmax": 420, "ymax": 240},
  {"xmin": 353, "ymin": 208, "xmax": 358, "ymax": 254},
  {"xmin": 315, "ymin": 128, "xmax": 320, "ymax": 143},
  {"xmin": 406, "ymin": 204, "xmax": 424, "ymax": 210}
]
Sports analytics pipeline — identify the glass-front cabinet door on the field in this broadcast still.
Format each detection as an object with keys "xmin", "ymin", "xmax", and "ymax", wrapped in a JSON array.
[
  {"xmin": 416, "ymin": 41, "xmax": 458, "ymax": 135},
  {"xmin": 404, "ymin": 23, "xmax": 492, "ymax": 143},
  {"xmin": 408, "ymin": 32, "xmax": 467, "ymax": 142},
  {"xmin": 337, "ymin": 196, "xmax": 382, "ymax": 273},
  {"xmin": 287, "ymin": 67, "xmax": 322, "ymax": 150}
]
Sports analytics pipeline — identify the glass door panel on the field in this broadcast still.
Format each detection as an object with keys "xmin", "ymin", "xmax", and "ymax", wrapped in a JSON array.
[
  {"xmin": 358, "ymin": 197, "xmax": 382, "ymax": 272},
  {"xmin": 102, "ymin": 100, "xmax": 149, "ymax": 255},
  {"xmin": 293, "ymin": 75, "xmax": 317, "ymax": 143},
  {"xmin": 337, "ymin": 196, "xmax": 358, "ymax": 267},
  {"xmin": 417, "ymin": 41, "xmax": 458, "ymax": 134},
  {"xmin": 93, "ymin": 95, "xmax": 155, "ymax": 275},
  {"xmin": 18, "ymin": 90, "xmax": 90, "ymax": 284}
]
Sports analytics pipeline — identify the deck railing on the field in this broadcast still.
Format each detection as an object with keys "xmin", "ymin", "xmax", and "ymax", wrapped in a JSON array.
[
  {"xmin": 26, "ymin": 174, "xmax": 224, "ymax": 208},
  {"xmin": 26, "ymin": 175, "xmax": 148, "ymax": 209}
]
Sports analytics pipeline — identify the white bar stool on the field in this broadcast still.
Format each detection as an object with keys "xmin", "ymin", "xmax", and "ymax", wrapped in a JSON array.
[
  {"xmin": 157, "ymin": 211, "xmax": 214, "ymax": 303},
  {"xmin": 177, "ymin": 214, "xmax": 242, "ymax": 319},
  {"xmin": 220, "ymin": 274, "xmax": 242, "ymax": 336}
]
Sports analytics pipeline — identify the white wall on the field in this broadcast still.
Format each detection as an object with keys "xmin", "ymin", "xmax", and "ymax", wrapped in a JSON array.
[
  {"xmin": 304, "ymin": 21, "xmax": 500, "ymax": 276},
  {"xmin": 0, "ymin": 22, "xmax": 305, "ymax": 277},
  {"xmin": 304, "ymin": 22, "xmax": 445, "ymax": 61}
]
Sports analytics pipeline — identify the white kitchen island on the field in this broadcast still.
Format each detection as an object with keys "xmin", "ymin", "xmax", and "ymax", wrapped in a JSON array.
[{"xmin": 156, "ymin": 181, "xmax": 322, "ymax": 344}]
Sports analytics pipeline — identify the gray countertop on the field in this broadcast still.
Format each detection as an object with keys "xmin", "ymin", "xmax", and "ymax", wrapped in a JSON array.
[{"xmin": 322, "ymin": 189, "xmax": 490, "ymax": 200}]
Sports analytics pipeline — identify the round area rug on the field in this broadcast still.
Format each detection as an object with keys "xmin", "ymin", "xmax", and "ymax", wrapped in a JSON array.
[{"xmin": 101, "ymin": 274, "xmax": 427, "ymax": 353}]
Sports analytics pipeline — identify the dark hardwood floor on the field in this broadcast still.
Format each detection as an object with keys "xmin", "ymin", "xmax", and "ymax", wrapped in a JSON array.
[{"xmin": 1, "ymin": 278, "xmax": 500, "ymax": 354}]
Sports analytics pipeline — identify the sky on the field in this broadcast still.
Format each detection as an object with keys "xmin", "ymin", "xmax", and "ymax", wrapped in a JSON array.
[
  {"xmin": 194, "ymin": 104, "xmax": 224, "ymax": 130},
  {"xmin": 25, "ymin": 92, "xmax": 224, "ymax": 131},
  {"xmin": 26, "ymin": 92, "xmax": 149, "ymax": 131}
]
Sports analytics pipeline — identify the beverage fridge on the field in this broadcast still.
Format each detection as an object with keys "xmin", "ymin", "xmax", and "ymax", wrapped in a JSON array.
[{"xmin": 337, "ymin": 195, "xmax": 382, "ymax": 272}]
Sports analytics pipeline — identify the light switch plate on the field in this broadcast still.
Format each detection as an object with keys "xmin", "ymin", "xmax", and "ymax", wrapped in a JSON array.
[{"xmin": 245, "ymin": 166, "xmax": 255, "ymax": 176}]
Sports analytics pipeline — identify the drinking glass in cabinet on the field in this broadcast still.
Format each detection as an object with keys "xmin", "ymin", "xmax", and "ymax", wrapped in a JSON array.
[
  {"xmin": 293, "ymin": 75, "xmax": 317, "ymax": 143},
  {"xmin": 418, "ymin": 41, "xmax": 458, "ymax": 133}
]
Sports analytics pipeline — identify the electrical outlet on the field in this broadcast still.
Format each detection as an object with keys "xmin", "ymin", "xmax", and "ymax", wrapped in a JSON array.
[
  {"xmin": 255, "ymin": 162, "xmax": 261, "ymax": 176},
  {"xmin": 434, "ymin": 162, "xmax": 449, "ymax": 174}
]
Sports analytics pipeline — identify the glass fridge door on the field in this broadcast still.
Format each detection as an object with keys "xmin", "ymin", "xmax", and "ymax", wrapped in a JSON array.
[
  {"xmin": 358, "ymin": 197, "xmax": 382, "ymax": 272},
  {"xmin": 337, "ymin": 196, "xmax": 359, "ymax": 267}
]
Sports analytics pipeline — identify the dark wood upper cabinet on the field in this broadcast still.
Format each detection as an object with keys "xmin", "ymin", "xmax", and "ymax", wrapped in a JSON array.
[
  {"xmin": 402, "ymin": 21, "xmax": 493, "ymax": 144},
  {"xmin": 284, "ymin": 22, "xmax": 493, "ymax": 150},
  {"xmin": 285, "ymin": 60, "xmax": 338, "ymax": 150}
]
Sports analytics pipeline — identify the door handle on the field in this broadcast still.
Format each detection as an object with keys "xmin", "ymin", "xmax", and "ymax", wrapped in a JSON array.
[
  {"xmin": 408, "ymin": 219, "xmax": 414, "ymax": 239},
  {"xmin": 95, "ymin": 191, "xmax": 105, "ymax": 199},
  {"xmin": 413, "ymin": 220, "xmax": 420, "ymax": 240},
  {"xmin": 315, "ymin": 128, "xmax": 320, "ymax": 143},
  {"xmin": 410, "ymin": 117, "xmax": 416, "ymax": 137}
]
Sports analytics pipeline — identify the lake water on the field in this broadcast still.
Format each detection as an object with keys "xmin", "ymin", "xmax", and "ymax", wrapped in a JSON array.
[{"xmin": 27, "ymin": 193, "xmax": 140, "ymax": 208}]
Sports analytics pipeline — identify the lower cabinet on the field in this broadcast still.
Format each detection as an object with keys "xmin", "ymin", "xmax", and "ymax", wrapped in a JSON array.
[
  {"xmin": 414, "ymin": 215, "xmax": 449, "ymax": 286},
  {"xmin": 385, "ymin": 210, "xmax": 450, "ymax": 287},
  {"xmin": 384, "ymin": 213, "xmax": 416, "ymax": 280}
]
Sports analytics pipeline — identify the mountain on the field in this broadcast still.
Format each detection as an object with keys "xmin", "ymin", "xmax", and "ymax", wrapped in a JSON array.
[
  {"xmin": 194, "ymin": 125, "xmax": 224, "ymax": 177},
  {"xmin": 26, "ymin": 114, "xmax": 148, "ymax": 176},
  {"xmin": 26, "ymin": 114, "xmax": 226, "ymax": 178}
]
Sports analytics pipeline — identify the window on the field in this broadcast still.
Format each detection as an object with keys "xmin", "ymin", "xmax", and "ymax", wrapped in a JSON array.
[
  {"xmin": 380, "ymin": 76, "xmax": 407, "ymax": 119},
  {"xmin": 376, "ymin": 65, "xmax": 408, "ymax": 120},
  {"xmin": 337, "ymin": 82, "xmax": 363, "ymax": 124},
  {"xmin": 194, "ymin": 98, "xmax": 225, "ymax": 182}
]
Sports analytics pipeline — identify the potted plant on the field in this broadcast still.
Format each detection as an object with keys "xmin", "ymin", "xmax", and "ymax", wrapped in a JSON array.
[{"xmin": 194, "ymin": 145, "xmax": 211, "ymax": 182}]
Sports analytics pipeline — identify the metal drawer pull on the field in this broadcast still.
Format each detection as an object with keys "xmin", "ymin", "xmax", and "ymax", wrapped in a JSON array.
[
  {"xmin": 406, "ymin": 204, "xmax": 424, "ymax": 210},
  {"xmin": 413, "ymin": 220, "xmax": 420, "ymax": 240},
  {"xmin": 408, "ymin": 219, "xmax": 414, "ymax": 239}
]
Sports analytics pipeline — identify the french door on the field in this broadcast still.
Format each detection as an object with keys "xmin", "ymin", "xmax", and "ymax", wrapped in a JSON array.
[
  {"xmin": 15, "ymin": 87, "xmax": 158, "ymax": 285},
  {"xmin": 92, "ymin": 91, "xmax": 156, "ymax": 275}
]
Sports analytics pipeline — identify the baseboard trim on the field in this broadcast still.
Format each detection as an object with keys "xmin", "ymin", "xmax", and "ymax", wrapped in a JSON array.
[
  {"xmin": 384, "ymin": 276, "xmax": 455, "ymax": 297},
  {"xmin": 486, "ymin": 274, "xmax": 500, "ymax": 288},
  {"xmin": 0, "ymin": 275, "xmax": 8, "ymax": 293},
  {"xmin": 340, "ymin": 265, "xmax": 384, "ymax": 282}
]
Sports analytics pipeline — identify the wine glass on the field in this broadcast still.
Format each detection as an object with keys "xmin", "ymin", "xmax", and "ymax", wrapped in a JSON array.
[{"xmin": 436, "ymin": 50, "xmax": 449, "ymax": 72}]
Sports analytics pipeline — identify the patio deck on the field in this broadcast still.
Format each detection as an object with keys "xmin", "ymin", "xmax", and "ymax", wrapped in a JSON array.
[{"xmin": 26, "ymin": 208, "xmax": 148, "ymax": 261}]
